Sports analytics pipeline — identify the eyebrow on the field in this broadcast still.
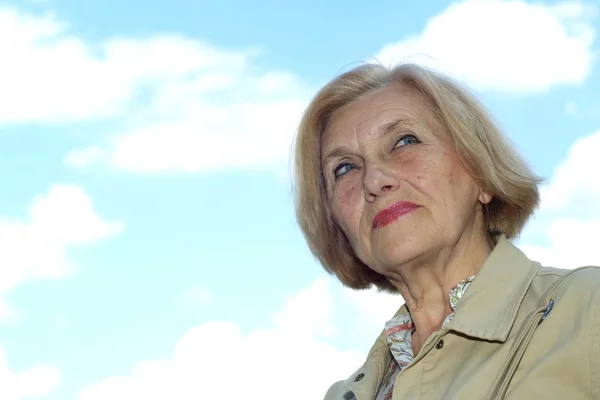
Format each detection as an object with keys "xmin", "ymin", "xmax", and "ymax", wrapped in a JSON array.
[
  {"xmin": 322, "ymin": 146, "xmax": 352, "ymax": 165},
  {"xmin": 322, "ymin": 117, "xmax": 412, "ymax": 164},
  {"xmin": 380, "ymin": 117, "xmax": 411, "ymax": 136}
]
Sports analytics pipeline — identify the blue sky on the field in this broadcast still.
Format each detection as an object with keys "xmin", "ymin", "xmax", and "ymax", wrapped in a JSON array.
[{"xmin": 0, "ymin": 0, "xmax": 599, "ymax": 399}]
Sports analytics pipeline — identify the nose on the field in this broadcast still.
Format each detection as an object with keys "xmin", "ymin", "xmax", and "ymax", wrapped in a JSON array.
[{"xmin": 363, "ymin": 165, "xmax": 399, "ymax": 202}]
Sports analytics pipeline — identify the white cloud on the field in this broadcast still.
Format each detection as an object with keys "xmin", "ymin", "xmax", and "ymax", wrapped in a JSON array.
[
  {"xmin": 84, "ymin": 43, "xmax": 308, "ymax": 173},
  {"xmin": 519, "ymin": 129, "xmax": 600, "ymax": 269},
  {"xmin": 0, "ymin": 345, "xmax": 60, "ymax": 400},
  {"xmin": 538, "ymin": 130, "xmax": 600, "ymax": 215},
  {"xmin": 0, "ymin": 7, "xmax": 253, "ymax": 125},
  {"xmin": 0, "ymin": 6, "xmax": 309, "ymax": 173},
  {"xmin": 79, "ymin": 279, "xmax": 400, "ymax": 400},
  {"xmin": 521, "ymin": 218, "xmax": 600, "ymax": 269},
  {"xmin": 0, "ymin": 184, "xmax": 124, "ymax": 319},
  {"xmin": 375, "ymin": 0, "xmax": 596, "ymax": 93},
  {"xmin": 274, "ymin": 278, "xmax": 337, "ymax": 338},
  {"xmin": 106, "ymin": 95, "xmax": 306, "ymax": 173},
  {"xmin": 343, "ymin": 287, "xmax": 404, "ymax": 342}
]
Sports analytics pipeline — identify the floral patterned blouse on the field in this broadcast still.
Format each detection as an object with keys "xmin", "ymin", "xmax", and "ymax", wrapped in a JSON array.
[{"xmin": 375, "ymin": 276, "xmax": 475, "ymax": 400}]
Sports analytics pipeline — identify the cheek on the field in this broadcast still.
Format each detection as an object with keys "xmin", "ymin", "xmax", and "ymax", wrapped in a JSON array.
[
  {"xmin": 415, "ymin": 149, "xmax": 456, "ymax": 189},
  {"xmin": 330, "ymin": 180, "xmax": 363, "ymax": 234},
  {"xmin": 405, "ymin": 157, "xmax": 437, "ymax": 197},
  {"xmin": 427, "ymin": 159, "xmax": 478, "ymax": 214}
]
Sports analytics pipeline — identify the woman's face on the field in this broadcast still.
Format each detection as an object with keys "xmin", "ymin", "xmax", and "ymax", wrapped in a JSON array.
[{"xmin": 321, "ymin": 84, "xmax": 491, "ymax": 277}]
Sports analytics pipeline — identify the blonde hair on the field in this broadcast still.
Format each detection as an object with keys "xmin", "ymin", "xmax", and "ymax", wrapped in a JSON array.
[{"xmin": 293, "ymin": 63, "xmax": 541, "ymax": 292}]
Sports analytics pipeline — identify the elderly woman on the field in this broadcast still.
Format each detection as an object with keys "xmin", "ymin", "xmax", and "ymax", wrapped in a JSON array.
[{"xmin": 293, "ymin": 63, "xmax": 600, "ymax": 399}]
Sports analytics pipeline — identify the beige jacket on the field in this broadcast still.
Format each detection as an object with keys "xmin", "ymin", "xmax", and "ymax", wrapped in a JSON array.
[{"xmin": 325, "ymin": 237, "xmax": 600, "ymax": 399}]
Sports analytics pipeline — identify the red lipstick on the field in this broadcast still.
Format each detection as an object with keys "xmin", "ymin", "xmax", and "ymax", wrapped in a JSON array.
[{"xmin": 372, "ymin": 201, "xmax": 419, "ymax": 229}]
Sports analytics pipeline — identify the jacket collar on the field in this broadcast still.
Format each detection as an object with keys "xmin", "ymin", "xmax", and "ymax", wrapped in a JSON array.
[{"xmin": 446, "ymin": 235, "xmax": 540, "ymax": 342}]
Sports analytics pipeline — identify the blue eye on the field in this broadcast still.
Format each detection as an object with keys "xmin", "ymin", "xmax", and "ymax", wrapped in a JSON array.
[
  {"xmin": 333, "ymin": 163, "xmax": 355, "ymax": 179},
  {"xmin": 393, "ymin": 134, "xmax": 419, "ymax": 149}
]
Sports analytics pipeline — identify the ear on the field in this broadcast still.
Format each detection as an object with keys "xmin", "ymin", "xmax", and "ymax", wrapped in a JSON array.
[{"xmin": 478, "ymin": 189, "xmax": 492, "ymax": 205}]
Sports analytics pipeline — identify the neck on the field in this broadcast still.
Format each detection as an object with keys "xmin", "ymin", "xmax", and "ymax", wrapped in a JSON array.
[{"xmin": 389, "ymin": 230, "xmax": 492, "ymax": 335}]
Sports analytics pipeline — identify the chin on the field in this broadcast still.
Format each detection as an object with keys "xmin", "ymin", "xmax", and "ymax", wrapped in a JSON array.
[
  {"xmin": 363, "ymin": 223, "xmax": 430, "ymax": 270},
  {"xmin": 373, "ymin": 241, "xmax": 425, "ymax": 270}
]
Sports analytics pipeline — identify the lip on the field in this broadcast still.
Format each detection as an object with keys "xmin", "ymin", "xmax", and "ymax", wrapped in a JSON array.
[{"xmin": 372, "ymin": 201, "xmax": 419, "ymax": 229}]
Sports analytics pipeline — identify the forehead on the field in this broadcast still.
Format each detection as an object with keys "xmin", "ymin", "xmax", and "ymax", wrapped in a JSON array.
[{"xmin": 323, "ymin": 84, "xmax": 436, "ymax": 146}]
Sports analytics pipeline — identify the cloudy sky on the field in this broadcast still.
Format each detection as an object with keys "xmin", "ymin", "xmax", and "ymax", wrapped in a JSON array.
[{"xmin": 0, "ymin": 0, "xmax": 599, "ymax": 399}]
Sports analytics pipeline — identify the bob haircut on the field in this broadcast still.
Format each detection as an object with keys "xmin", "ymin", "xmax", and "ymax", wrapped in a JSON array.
[{"xmin": 293, "ymin": 63, "xmax": 541, "ymax": 292}]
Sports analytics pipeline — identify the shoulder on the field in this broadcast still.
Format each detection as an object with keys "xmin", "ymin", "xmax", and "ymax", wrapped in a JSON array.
[
  {"xmin": 534, "ymin": 265, "xmax": 600, "ymax": 317},
  {"xmin": 538, "ymin": 265, "xmax": 600, "ymax": 295}
]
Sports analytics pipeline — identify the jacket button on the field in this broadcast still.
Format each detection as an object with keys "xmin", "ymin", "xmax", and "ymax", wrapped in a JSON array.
[
  {"xmin": 435, "ymin": 339, "xmax": 444, "ymax": 349},
  {"xmin": 354, "ymin": 373, "xmax": 365, "ymax": 382}
]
